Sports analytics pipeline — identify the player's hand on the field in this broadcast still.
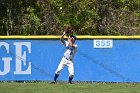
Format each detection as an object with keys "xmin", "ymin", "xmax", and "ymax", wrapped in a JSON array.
[{"xmin": 62, "ymin": 31, "xmax": 66, "ymax": 36}]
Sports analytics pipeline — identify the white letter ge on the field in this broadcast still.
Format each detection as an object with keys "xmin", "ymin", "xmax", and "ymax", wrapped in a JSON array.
[{"xmin": 14, "ymin": 42, "xmax": 31, "ymax": 74}]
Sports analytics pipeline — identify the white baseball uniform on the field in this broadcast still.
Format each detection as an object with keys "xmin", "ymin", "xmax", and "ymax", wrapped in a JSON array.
[{"xmin": 55, "ymin": 40, "xmax": 78, "ymax": 77}]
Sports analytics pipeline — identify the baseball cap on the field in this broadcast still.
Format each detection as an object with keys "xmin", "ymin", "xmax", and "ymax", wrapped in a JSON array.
[{"xmin": 70, "ymin": 35, "xmax": 77, "ymax": 40}]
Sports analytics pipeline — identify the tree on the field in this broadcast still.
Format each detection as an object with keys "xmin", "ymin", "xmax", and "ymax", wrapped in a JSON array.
[
  {"xmin": 0, "ymin": 0, "xmax": 139, "ymax": 35},
  {"xmin": 95, "ymin": 0, "xmax": 140, "ymax": 35}
]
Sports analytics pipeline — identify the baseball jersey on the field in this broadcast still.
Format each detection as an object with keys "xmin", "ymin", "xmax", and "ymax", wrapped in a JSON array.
[{"xmin": 62, "ymin": 41, "xmax": 78, "ymax": 60}]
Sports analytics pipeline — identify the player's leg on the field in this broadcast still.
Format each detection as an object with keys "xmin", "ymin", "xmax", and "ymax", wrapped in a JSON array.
[
  {"xmin": 67, "ymin": 61, "xmax": 74, "ymax": 84},
  {"xmin": 52, "ymin": 58, "xmax": 66, "ymax": 83}
]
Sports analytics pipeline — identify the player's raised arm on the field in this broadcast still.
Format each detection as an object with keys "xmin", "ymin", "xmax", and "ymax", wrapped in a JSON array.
[
  {"xmin": 68, "ymin": 37, "xmax": 74, "ymax": 47},
  {"xmin": 60, "ymin": 31, "xmax": 65, "ymax": 44},
  {"xmin": 60, "ymin": 26, "xmax": 71, "ymax": 44}
]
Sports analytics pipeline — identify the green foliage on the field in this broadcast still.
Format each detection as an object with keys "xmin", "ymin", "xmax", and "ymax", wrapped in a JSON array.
[
  {"xmin": 0, "ymin": 0, "xmax": 139, "ymax": 35},
  {"xmin": 22, "ymin": 6, "xmax": 41, "ymax": 35}
]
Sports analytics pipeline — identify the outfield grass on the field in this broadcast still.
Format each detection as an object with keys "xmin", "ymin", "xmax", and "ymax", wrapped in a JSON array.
[{"xmin": 0, "ymin": 82, "xmax": 140, "ymax": 93}]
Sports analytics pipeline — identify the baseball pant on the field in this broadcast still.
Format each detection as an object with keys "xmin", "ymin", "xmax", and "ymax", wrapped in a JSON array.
[{"xmin": 55, "ymin": 57, "xmax": 74, "ymax": 77}]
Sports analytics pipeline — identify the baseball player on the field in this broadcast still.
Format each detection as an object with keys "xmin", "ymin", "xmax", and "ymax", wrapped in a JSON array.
[{"xmin": 51, "ymin": 27, "xmax": 78, "ymax": 84}]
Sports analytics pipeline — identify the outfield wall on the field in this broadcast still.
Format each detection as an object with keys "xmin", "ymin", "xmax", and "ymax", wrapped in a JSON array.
[{"xmin": 0, "ymin": 36, "xmax": 140, "ymax": 82}]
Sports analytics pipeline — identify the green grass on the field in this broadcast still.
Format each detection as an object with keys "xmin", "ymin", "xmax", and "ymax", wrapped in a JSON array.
[{"xmin": 0, "ymin": 82, "xmax": 140, "ymax": 93}]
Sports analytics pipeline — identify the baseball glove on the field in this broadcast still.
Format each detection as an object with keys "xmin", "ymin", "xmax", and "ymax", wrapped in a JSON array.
[{"xmin": 65, "ymin": 26, "xmax": 72, "ymax": 37}]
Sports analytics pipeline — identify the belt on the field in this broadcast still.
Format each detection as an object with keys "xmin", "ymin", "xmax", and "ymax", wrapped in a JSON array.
[{"xmin": 64, "ymin": 56, "xmax": 72, "ymax": 61}]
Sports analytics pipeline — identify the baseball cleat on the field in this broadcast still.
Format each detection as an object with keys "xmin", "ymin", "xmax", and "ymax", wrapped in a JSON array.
[{"xmin": 50, "ymin": 81, "xmax": 56, "ymax": 84}]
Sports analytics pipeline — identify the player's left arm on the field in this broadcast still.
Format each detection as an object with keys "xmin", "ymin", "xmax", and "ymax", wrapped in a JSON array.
[{"xmin": 68, "ymin": 38, "xmax": 76, "ymax": 48}]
